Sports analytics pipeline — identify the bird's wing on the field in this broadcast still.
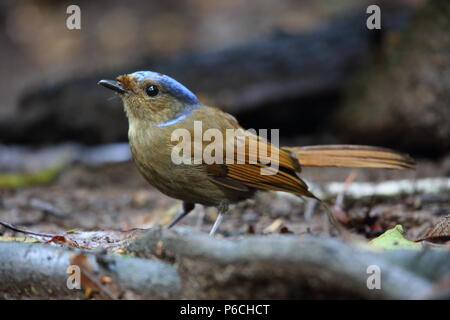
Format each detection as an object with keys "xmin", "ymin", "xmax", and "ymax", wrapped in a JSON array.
[
  {"xmin": 209, "ymin": 133, "xmax": 316, "ymax": 198},
  {"xmin": 190, "ymin": 107, "xmax": 315, "ymax": 198}
]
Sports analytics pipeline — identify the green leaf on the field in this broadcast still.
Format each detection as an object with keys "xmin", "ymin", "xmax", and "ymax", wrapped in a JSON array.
[
  {"xmin": 0, "ymin": 236, "xmax": 40, "ymax": 243},
  {"xmin": 368, "ymin": 225, "xmax": 422, "ymax": 250},
  {"xmin": 65, "ymin": 228, "xmax": 80, "ymax": 234},
  {"xmin": 0, "ymin": 165, "xmax": 63, "ymax": 188}
]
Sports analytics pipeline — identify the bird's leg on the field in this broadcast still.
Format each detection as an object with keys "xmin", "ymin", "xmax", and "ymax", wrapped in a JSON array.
[
  {"xmin": 167, "ymin": 202, "xmax": 195, "ymax": 229},
  {"xmin": 195, "ymin": 205, "xmax": 206, "ymax": 230},
  {"xmin": 209, "ymin": 202, "xmax": 229, "ymax": 236}
]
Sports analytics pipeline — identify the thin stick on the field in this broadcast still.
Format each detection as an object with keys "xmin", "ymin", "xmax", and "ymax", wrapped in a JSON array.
[
  {"xmin": 318, "ymin": 201, "xmax": 354, "ymax": 241},
  {"xmin": 79, "ymin": 265, "xmax": 118, "ymax": 300},
  {"xmin": 0, "ymin": 220, "xmax": 55, "ymax": 238},
  {"xmin": 334, "ymin": 171, "xmax": 358, "ymax": 210},
  {"xmin": 332, "ymin": 171, "xmax": 358, "ymax": 223}
]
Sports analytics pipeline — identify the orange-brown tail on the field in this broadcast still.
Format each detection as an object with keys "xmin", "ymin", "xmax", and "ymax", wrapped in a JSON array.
[{"xmin": 283, "ymin": 145, "xmax": 415, "ymax": 170}]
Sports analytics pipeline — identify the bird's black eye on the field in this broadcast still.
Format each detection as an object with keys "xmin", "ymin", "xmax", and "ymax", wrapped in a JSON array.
[{"xmin": 145, "ymin": 85, "xmax": 159, "ymax": 97}]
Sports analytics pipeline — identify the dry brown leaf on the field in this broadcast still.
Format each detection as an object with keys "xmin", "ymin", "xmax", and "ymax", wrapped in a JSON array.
[
  {"xmin": 263, "ymin": 219, "xmax": 284, "ymax": 233},
  {"xmin": 279, "ymin": 226, "xmax": 293, "ymax": 234},
  {"xmin": 155, "ymin": 240, "xmax": 164, "ymax": 256},
  {"xmin": 417, "ymin": 215, "xmax": 450, "ymax": 243},
  {"xmin": 47, "ymin": 235, "xmax": 78, "ymax": 247},
  {"xmin": 100, "ymin": 276, "xmax": 113, "ymax": 285},
  {"xmin": 69, "ymin": 253, "xmax": 99, "ymax": 297},
  {"xmin": 69, "ymin": 253, "xmax": 119, "ymax": 299}
]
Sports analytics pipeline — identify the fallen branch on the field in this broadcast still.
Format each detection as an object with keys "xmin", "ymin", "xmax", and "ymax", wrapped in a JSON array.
[
  {"xmin": 127, "ymin": 227, "xmax": 446, "ymax": 299},
  {"xmin": 0, "ymin": 220, "xmax": 147, "ymax": 250},
  {"xmin": 1, "ymin": 226, "xmax": 448, "ymax": 299},
  {"xmin": 317, "ymin": 177, "xmax": 450, "ymax": 199},
  {"xmin": 0, "ymin": 242, "xmax": 181, "ymax": 299}
]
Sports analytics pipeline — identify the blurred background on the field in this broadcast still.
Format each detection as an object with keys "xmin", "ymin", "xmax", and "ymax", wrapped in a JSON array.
[{"xmin": 0, "ymin": 0, "xmax": 449, "ymax": 239}]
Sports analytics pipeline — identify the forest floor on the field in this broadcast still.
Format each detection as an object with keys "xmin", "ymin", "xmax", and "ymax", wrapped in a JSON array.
[
  {"xmin": 1, "ymin": 156, "xmax": 449, "ymax": 242},
  {"xmin": 1, "ymin": 156, "xmax": 449, "ymax": 299}
]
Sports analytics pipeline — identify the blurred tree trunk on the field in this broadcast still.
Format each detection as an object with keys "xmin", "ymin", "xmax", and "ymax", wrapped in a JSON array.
[
  {"xmin": 335, "ymin": 0, "xmax": 450, "ymax": 156},
  {"xmin": 1, "ymin": 7, "xmax": 412, "ymax": 145}
]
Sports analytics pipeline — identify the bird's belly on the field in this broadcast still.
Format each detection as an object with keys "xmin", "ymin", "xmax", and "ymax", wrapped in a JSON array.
[
  {"xmin": 129, "ymin": 126, "xmax": 253, "ymax": 206},
  {"xmin": 132, "ymin": 152, "xmax": 235, "ymax": 206},
  {"xmin": 133, "ymin": 154, "xmax": 254, "ymax": 206}
]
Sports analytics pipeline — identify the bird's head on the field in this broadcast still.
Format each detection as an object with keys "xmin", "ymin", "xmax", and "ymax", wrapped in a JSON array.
[{"xmin": 98, "ymin": 71, "xmax": 199, "ymax": 126}]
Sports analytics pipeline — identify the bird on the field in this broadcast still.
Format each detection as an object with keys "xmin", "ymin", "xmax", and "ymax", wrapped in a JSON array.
[{"xmin": 98, "ymin": 71, "xmax": 415, "ymax": 235}]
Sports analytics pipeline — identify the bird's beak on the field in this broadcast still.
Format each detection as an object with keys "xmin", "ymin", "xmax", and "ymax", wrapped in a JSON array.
[{"xmin": 98, "ymin": 79, "xmax": 128, "ymax": 94}]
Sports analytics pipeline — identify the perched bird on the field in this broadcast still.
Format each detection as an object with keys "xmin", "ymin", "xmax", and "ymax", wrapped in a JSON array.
[{"xmin": 98, "ymin": 71, "xmax": 414, "ymax": 235}]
